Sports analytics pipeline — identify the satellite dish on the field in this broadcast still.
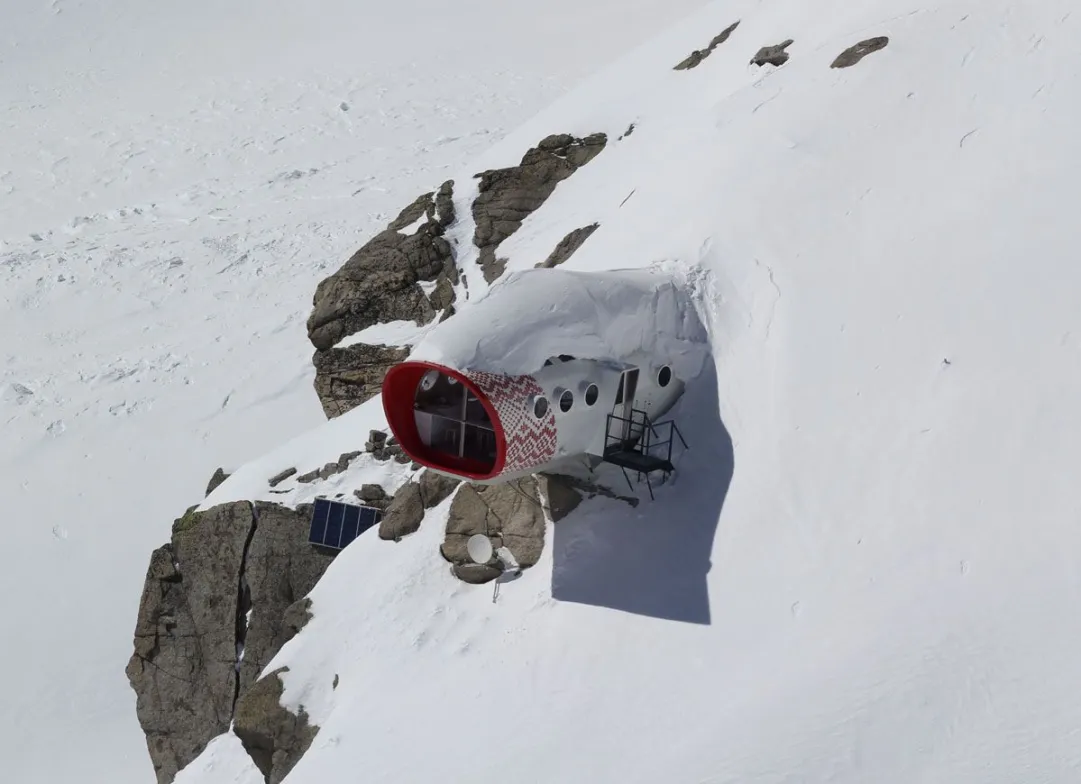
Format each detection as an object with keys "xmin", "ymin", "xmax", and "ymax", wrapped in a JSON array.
[{"xmin": 466, "ymin": 534, "xmax": 494, "ymax": 564}]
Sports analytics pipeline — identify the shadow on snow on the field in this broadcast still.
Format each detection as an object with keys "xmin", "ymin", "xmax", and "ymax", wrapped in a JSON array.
[{"xmin": 550, "ymin": 356, "xmax": 733, "ymax": 625}]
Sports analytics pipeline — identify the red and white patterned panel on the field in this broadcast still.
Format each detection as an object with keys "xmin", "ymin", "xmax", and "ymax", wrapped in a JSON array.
[{"xmin": 465, "ymin": 369, "xmax": 558, "ymax": 474}]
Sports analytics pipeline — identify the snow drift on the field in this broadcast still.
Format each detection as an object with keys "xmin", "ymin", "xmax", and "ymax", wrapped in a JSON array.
[{"xmin": 411, "ymin": 265, "xmax": 710, "ymax": 380}]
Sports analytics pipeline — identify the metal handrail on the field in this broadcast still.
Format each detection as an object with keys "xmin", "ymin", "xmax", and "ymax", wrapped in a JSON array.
[{"xmin": 604, "ymin": 409, "xmax": 688, "ymax": 468}]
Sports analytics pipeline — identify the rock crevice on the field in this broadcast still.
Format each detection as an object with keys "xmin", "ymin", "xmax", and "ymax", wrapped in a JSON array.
[{"xmin": 127, "ymin": 502, "xmax": 334, "ymax": 783}]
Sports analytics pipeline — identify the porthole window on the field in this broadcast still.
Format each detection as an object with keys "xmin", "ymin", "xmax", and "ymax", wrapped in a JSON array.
[
  {"xmin": 658, "ymin": 366, "xmax": 673, "ymax": 388},
  {"xmin": 559, "ymin": 389, "xmax": 574, "ymax": 413},
  {"xmin": 584, "ymin": 384, "xmax": 599, "ymax": 406},
  {"xmin": 533, "ymin": 396, "xmax": 549, "ymax": 419}
]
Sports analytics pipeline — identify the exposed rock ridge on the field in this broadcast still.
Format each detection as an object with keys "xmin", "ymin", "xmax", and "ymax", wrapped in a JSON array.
[
  {"xmin": 673, "ymin": 20, "xmax": 740, "ymax": 70},
  {"xmin": 831, "ymin": 37, "xmax": 889, "ymax": 69},
  {"xmin": 306, "ymin": 180, "xmax": 457, "ymax": 418},
  {"xmin": 472, "ymin": 133, "xmax": 607, "ymax": 283},
  {"xmin": 536, "ymin": 223, "xmax": 600, "ymax": 269}
]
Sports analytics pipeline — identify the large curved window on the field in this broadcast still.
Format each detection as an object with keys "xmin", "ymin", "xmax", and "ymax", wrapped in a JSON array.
[
  {"xmin": 413, "ymin": 371, "xmax": 496, "ymax": 466},
  {"xmin": 584, "ymin": 384, "xmax": 599, "ymax": 406},
  {"xmin": 658, "ymin": 366, "xmax": 673, "ymax": 388},
  {"xmin": 559, "ymin": 389, "xmax": 574, "ymax": 413}
]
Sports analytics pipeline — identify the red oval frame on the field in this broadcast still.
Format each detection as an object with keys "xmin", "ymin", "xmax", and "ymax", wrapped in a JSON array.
[{"xmin": 381, "ymin": 361, "xmax": 507, "ymax": 480}]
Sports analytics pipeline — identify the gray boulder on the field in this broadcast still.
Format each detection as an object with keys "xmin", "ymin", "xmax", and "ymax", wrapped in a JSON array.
[
  {"xmin": 536, "ymin": 223, "xmax": 600, "ymax": 269},
  {"xmin": 205, "ymin": 467, "xmax": 230, "ymax": 497},
  {"xmin": 831, "ymin": 37, "xmax": 889, "ymax": 69},
  {"xmin": 673, "ymin": 21, "xmax": 740, "ymax": 70},
  {"xmin": 452, "ymin": 563, "xmax": 503, "ymax": 585},
  {"xmin": 234, "ymin": 668, "xmax": 319, "ymax": 784},
  {"xmin": 751, "ymin": 39, "xmax": 794, "ymax": 67},
  {"xmin": 356, "ymin": 483, "xmax": 388, "ymax": 504},
  {"xmin": 442, "ymin": 478, "xmax": 546, "ymax": 573},
  {"xmin": 417, "ymin": 469, "xmax": 460, "ymax": 509},
  {"xmin": 472, "ymin": 133, "xmax": 607, "ymax": 283},
  {"xmin": 378, "ymin": 482, "xmax": 425, "ymax": 541}
]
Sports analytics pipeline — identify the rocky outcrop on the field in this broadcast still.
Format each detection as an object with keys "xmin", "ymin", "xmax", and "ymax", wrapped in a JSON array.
[
  {"xmin": 442, "ymin": 478, "xmax": 547, "ymax": 582},
  {"xmin": 379, "ymin": 470, "xmax": 460, "ymax": 540},
  {"xmin": 306, "ymin": 181, "xmax": 457, "ymax": 418},
  {"xmin": 126, "ymin": 502, "xmax": 253, "ymax": 783},
  {"xmin": 536, "ymin": 223, "xmax": 600, "ymax": 269},
  {"xmin": 234, "ymin": 668, "xmax": 319, "ymax": 784},
  {"xmin": 354, "ymin": 483, "xmax": 390, "ymax": 509},
  {"xmin": 673, "ymin": 21, "xmax": 740, "ymax": 70},
  {"xmin": 751, "ymin": 39, "xmax": 794, "ymax": 67},
  {"xmin": 127, "ymin": 502, "xmax": 334, "ymax": 783},
  {"xmin": 472, "ymin": 133, "xmax": 607, "ymax": 283},
  {"xmin": 311, "ymin": 343, "xmax": 410, "ymax": 418},
  {"xmin": 364, "ymin": 428, "xmax": 411, "ymax": 463},
  {"xmin": 238, "ymin": 503, "xmax": 336, "ymax": 694},
  {"xmin": 378, "ymin": 481, "xmax": 424, "ymax": 541},
  {"xmin": 307, "ymin": 183, "xmax": 456, "ymax": 352},
  {"xmin": 205, "ymin": 467, "xmax": 230, "ymax": 496},
  {"xmin": 295, "ymin": 451, "xmax": 365, "ymax": 484},
  {"xmin": 831, "ymin": 37, "xmax": 889, "ymax": 69}
]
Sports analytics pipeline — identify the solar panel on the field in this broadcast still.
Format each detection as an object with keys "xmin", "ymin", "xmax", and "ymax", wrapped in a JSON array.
[{"xmin": 309, "ymin": 498, "xmax": 382, "ymax": 550}]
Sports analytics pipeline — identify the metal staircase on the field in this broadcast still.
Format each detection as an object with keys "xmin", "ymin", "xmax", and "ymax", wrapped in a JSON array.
[{"xmin": 602, "ymin": 408, "xmax": 688, "ymax": 500}]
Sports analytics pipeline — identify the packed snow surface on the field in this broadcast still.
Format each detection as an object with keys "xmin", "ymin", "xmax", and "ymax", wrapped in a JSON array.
[
  {"xmin": 0, "ymin": 0, "xmax": 711, "ymax": 782},
  {"xmin": 411, "ymin": 266, "xmax": 711, "ymax": 378},
  {"xmin": 193, "ymin": 0, "xmax": 1081, "ymax": 781}
]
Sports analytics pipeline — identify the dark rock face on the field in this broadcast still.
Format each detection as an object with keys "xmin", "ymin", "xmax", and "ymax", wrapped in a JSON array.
[
  {"xmin": 536, "ymin": 223, "xmax": 600, "ymax": 269},
  {"xmin": 673, "ymin": 21, "xmax": 740, "ymax": 70},
  {"xmin": 238, "ymin": 503, "xmax": 336, "ymax": 695},
  {"xmin": 127, "ymin": 502, "xmax": 335, "ymax": 783},
  {"xmin": 126, "ymin": 502, "xmax": 254, "ymax": 783},
  {"xmin": 311, "ymin": 342, "xmax": 411, "ymax": 419},
  {"xmin": 295, "ymin": 451, "xmax": 366, "ymax": 485},
  {"xmin": 234, "ymin": 668, "xmax": 319, "ymax": 784},
  {"xmin": 379, "ymin": 470, "xmax": 460, "ymax": 540},
  {"xmin": 268, "ymin": 468, "xmax": 297, "ymax": 488},
  {"xmin": 453, "ymin": 563, "xmax": 503, "ymax": 584},
  {"xmin": 751, "ymin": 39, "xmax": 794, "ymax": 67},
  {"xmin": 205, "ymin": 467, "xmax": 230, "ymax": 497},
  {"xmin": 306, "ymin": 181, "xmax": 457, "ymax": 418},
  {"xmin": 442, "ymin": 479, "xmax": 546, "ymax": 576},
  {"xmin": 307, "ymin": 182, "xmax": 457, "ymax": 352},
  {"xmin": 472, "ymin": 133, "xmax": 607, "ymax": 283},
  {"xmin": 831, "ymin": 36, "xmax": 889, "ymax": 68},
  {"xmin": 378, "ymin": 481, "xmax": 425, "ymax": 541},
  {"xmin": 417, "ymin": 469, "xmax": 461, "ymax": 508},
  {"xmin": 537, "ymin": 473, "xmax": 585, "ymax": 521}
]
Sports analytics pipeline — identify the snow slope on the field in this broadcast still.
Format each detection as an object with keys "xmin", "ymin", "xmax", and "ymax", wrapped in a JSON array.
[
  {"xmin": 0, "ymin": 1, "xmax": 711, "ymax": 782},
  {"xmin": 190, "ymin": 0, "xmax": 1081, "ymax": 780}
]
